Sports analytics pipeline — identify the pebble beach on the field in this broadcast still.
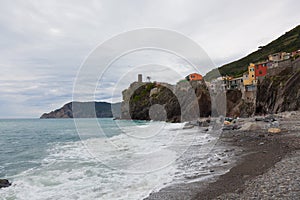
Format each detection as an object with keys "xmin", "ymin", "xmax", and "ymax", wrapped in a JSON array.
[{"xmin": 146, "ymin": 111, "xmax": 300, "ymax": 199}]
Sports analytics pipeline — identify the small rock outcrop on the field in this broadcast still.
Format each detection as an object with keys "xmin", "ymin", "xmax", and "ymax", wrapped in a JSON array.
[{"xmin": 0, "ymin": 179, "xmax": 11, "ymax": 188}]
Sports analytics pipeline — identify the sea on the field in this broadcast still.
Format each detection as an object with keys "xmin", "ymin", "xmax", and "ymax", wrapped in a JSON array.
[{"xmin": 0, "ymin": 118, "xmax": 231, "ymax": 200}]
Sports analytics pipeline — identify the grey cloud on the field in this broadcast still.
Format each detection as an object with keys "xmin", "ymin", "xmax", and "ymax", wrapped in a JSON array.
[{"xmin": 0, "ymin": 0, "xmax": 300, "ymax": 117}]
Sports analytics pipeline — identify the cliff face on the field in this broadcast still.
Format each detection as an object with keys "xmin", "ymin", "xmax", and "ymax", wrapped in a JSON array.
[
  {"xmin": 256, "ymin": 69, "xmax": 300, "ymax": 114},
  {"xmin": 40, "ymin": 102, "xmax": 121, "ymax": 119},
  {"xmin": 127, "ymin": 83, "xmax": 181, "ymax": 122},
  {"xmin": 121, "ymin": 80, "xmax": 255, "ymax": 122},
  {"xmin": 121, "ymin": 81, "xmax": 212, "ymax": 123},
  {"xmin": 226, "ymin": 90, "xmax": 255, "ymax": 118}
]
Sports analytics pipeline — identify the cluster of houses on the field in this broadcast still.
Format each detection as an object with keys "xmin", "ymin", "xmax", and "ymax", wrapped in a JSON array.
[
  {"xmin": 136, "ymin": 49, "xmax": 300, "ymax": 103},
  {"xmin": 215, "ymin": 50, "xmax": 300, "ymax": 101},
  {"xmin": 185, "ymin": 49, "xmax": 300, "ymax": 102}
]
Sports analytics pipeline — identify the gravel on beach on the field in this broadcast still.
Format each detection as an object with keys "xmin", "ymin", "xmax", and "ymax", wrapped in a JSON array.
[
  {"xmin": 215, "ymin": 113, "xmax": 300, "ymax": 199},
  {"xmin": 216, "ymin": 151, "xmax": 300, "ymax": 200},
  {"xmin": 145, "ymin": 111, "xmax": 300, "ymax": 200}
]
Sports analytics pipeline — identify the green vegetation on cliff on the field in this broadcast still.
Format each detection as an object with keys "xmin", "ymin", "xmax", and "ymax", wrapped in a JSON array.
[{"xmin": 205, "ymin": 25, "xmax": 300, "ymax": 80}]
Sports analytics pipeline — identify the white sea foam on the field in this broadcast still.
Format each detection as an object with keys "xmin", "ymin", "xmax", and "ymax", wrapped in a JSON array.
[{"xmin": 0, "ymin": 121, "xmax": 223, "ymax": 200}]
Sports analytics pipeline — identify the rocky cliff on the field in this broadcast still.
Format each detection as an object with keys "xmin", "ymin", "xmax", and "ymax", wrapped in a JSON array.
[
  {"xmin": 256, "ymin": 68, "xmax": 300, "ymax": 114},
  {"xmin": 121, "ymin": 81, "xmax": 255, "ymax": 122},
  {"xmin": 226, "ymin": 90, "xmax": 255, "ymax": 118},
  {"xmin": 121, "ymin": 81, "xmax": 212, "ymax": 123},
  {"xmin": 121, "ymin": 81, "xmax": 254, "ymax": 122},
  {"xmin": 40, "ymin": 101, "xmax": 121, "ymax": 119}
]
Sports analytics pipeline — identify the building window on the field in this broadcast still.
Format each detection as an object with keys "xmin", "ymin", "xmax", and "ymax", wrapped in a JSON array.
[
  {"xmin": 259, "ymin": 70, "xmax": 262, "ymax": 74},
  {"xmin": 252, "ymin": 75, "xmax": 254, "ymax": 77}
]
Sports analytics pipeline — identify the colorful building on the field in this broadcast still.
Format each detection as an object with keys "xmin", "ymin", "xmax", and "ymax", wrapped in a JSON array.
[
  {"xmin": 243, "ymin": 63, "xmax": 256, "ymax": 86},
  {"xmin": 255, "ymin": 62, "xmax": 268, "ymax": 78},
  {"xmin": 268, "ymin": 52, "xmax": 291, "ymax": 62},
  {"xmin": 268, "ymin": 53, "xmax": 281, "ymax": 62},
  {"xmin": 222, "ymin": 76, "xmax": 243, "ymax": 90},
  {"xmin": 186, "ymin": 73, "xmax": 203, "ymax": 81}
]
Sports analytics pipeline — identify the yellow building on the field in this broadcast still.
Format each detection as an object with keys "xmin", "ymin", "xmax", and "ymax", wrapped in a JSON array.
[{"xmin": 243, "ymin": 63, "xmax": 256, "ymax": 86}]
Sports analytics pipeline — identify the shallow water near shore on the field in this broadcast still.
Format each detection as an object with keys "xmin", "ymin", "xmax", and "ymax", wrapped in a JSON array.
[{"xmin": 0, "ymin": 118, "xmax": 233, "ymax": 200}]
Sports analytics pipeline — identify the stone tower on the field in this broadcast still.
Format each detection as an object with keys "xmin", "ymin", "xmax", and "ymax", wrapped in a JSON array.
[{"xmin": 138, "ymin": 74, "xmax": 142, "ymax": 82}]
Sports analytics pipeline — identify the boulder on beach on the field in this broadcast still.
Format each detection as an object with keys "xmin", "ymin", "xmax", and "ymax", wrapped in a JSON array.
[
  {"xmin": 0, "ymin": 179, "xmax": 11, "ymax": 188},
  {"xmin": 264, "ymin": 115, "xmax": 277, "ymax": 122},
  {"xmin": 183, "ymin": 124, "xmax": 194, "ymax": 129},
  {"xmin": 222, "ymin": 124, "xmax": 241, "ymax": 130},
  {"xmin": 240, "ymin": 122, "xmax": 263, "ymax": 131},
  {"xmin": 268, "ymin": 128, "xmax": 281, "ymax": 134}
]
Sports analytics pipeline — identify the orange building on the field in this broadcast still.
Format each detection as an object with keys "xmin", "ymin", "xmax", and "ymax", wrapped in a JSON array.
[{"xmin": 186, "ymin": 73, "xmax": 203, "ymax": 81}]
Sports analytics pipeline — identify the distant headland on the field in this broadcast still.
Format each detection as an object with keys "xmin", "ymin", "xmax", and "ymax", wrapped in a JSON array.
[{"xmin": 40, "ymin": 101, "xmax": 121, "ymax": 119}]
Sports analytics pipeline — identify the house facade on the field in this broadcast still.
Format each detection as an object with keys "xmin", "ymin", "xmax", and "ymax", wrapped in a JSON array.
[
  {"xmin": 223, "ymin": 76, "xmax": 243, "ymax": 90},
  {"xmin": 268, "ymin": 52, "xmax": 292, "ymax": 62},
  {"xmin": 186, "ymin": 73, "xmax": 203, "ymax": 81},
  {"xmin": 243, "ymin": 63, "xmax": 256, "ymax": 86},
  {"xmin": 255, "ymin": 62, "xmax": 268, "ymax": 82}
]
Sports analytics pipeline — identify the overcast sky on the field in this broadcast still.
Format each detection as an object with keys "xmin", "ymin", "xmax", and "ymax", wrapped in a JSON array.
[{"xmin": 0, "ymin": 0, "xmax": 300, "ymax": 118}]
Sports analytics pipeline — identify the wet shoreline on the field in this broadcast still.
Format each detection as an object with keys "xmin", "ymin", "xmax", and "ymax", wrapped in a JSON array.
[{"xmin": 145, "ymin": 112, "xmax": 300, "ymax": 199}]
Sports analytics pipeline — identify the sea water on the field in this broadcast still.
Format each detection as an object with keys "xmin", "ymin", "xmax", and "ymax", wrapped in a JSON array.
[{"xmin": 0, "ymin": 119, "xmax": 228, "ymax": 200}]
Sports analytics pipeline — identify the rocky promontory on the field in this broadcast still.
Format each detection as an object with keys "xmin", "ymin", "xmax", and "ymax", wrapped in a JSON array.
[
  {"xmin": 121, "ymin": 80, "xmax": 254, "ymax": 123},
  {"xmin": 121, "ymin": 80, "xmax": 212, "ymax": 122}
]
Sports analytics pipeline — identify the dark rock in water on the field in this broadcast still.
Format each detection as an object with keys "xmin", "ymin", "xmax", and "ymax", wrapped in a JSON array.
[{"xmin": 0, "ymin": 179, "xmax": 11, "ymax": 188}]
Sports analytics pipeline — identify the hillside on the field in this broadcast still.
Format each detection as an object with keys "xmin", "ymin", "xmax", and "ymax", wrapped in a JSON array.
[
  {"xmin": 40, "ymin": 101, "xmax": 121, "ymax": 118},
  {"xmin": 205, "ymin": 25, "xmax": 300, "ymax": 80}
]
